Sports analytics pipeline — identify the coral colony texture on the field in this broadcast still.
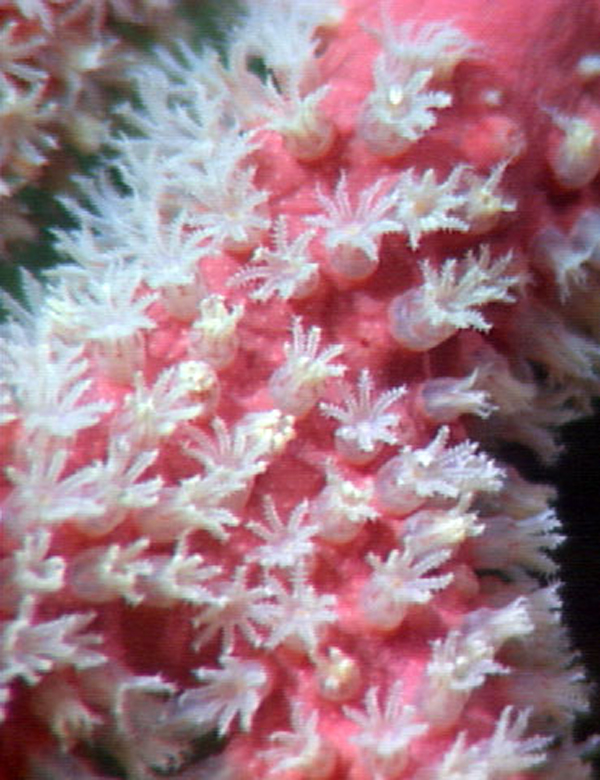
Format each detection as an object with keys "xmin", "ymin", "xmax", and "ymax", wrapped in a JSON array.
[
  {"xmin": 0, "ymin": 0, "xmax": 177, "ymax": 247},
  {"xmin": 5, "ymin": 0, "xmax": 600, "ymax": 778}
]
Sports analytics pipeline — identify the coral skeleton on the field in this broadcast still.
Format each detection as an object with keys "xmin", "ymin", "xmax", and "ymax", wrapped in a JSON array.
[{"xmin": 1, "ymin": 0, "xmax": 600, "ymax": 778}]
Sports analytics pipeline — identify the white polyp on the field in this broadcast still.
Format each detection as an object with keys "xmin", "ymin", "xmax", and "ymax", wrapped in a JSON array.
[
  {"xmin": 314, "ymin": 510, "xmax": 363, "ymax": 545},
  {"xmin": 311, "ymin": 465, "xmax": 377, "ymax": 544},
  {"xmin": 138, "ymin": 544, "xmax": 221, "ymax": 607},
  {"xmin": 361, "ymin": 576, "xmax": 409, "ymax": 631},
  {"xmin": 230, "ymin": 216, "xmax": 320, "ymax": 303},
  {"xmin": 262, "ymin": 703, "xmax": 338, "ymax": 780},
  {"xmin": 311, "ymin": 497, "xmax": 361, "ymax": 546},
  {"xmin": 328, "ymin": 244, "xmax": 380, "ymax": 281},
  {"xmin": 316, "ymin": 647, "xmax": 361, "ymax": 702},
  {"xmin": 290, "ymin": 268, "xmax": 321, "ymax": 300},
  {"xmin": 31, "ymin": 677, "xmax": 102, "ymax": 749},
  {"xmin": 269, "ymin": 363, "xmax": 320, "ymax": 417},
  {"xmin": 388, "ymin": 289, "xmax": 455, "ymax": 351},
  {"xmin": 420, "ymin": 674, "xmax": 471, "ymax": 731},
  {"xmin": 361, "ymin": 546, "xmax": 452, "ymax": 633},
  {"xmin": 419, "ymin": 373, "xmax": 495, "ymax": 422},
  {"xmin": 571, "ymin": 208, "xmax": 600, "ymax": 265},
  {"xmin": 359, "ymin": 107, "xmax": 413, "ymax": 159},
  {"xmin": 464, "ymin": 196, "xmax": 507, "ymax": 235},
  {"xmin": 95, "ymin": 332, "xmax": 146, "ymax": 383},
  {"xmin": 177, "ymin": 360, "xmax": 220, "ymax": 419},
  {"xmin": 459, "ymin": 164, "xmax": 517, "ymax": 235},
  {"xmin": 420, "ymin": 378, "xmax": 464, "ymax": 422},
  {"xmin": 283, "ymin": 111, "xmax": 336, "ymax": 162},
  {"xmin": 403, "ymin": 500, "xmax": 483, "ymax": 557},
  {"xmin": 162, "ymin": 278, "xmax": 207, "ymax": 323},
  {"xmin": 301, "ymin": 745, "xmax": 337, "ymax": 780},
  {"xmin": 549, "ymin": 115, "xmax": 600, "ymax": 189},
  {"xmin": 0, "ymin": 531, "xmax": 65, "ymax": 611},
  {"xmin": 73, "ymin": 508, "xmax": 129, "ymax": 539},
  {"xmin": 217, "ymin": 481, "xmax": 255, "ymax": 514},
  {"xmin": 190, "ymin": 295, "xmax": 244, "ymax": 370},
  {"xmin": 320, "ymin": 371, "xmax": 406, "ymax": 465},
  {"xmin": 334, "ymin": 429, "xmax": 383, "ymax": 465},
  {"xmin": 375, "ymin": 454, "xmax": 425, "ymax": 515},
  {"xmin": 344, "ymin": 683, "xmax": 429, "ymax": 779},
  {"xmin": 268, "ymin": 321, "xmax": 345, "ymax": 417},
  {"xmin": 68, "ymin": 541, "xmax": 150, "ymax": 605},
  {"xmin": 221, "ymin": 205, "xmax": 271, "ymax": 255},
  {"xmin": 68, "ymin": 548, "xmax": 119, "ymax": 604},
  {"xmin": 377, "ymin": 426, "xmax": 503, "ymax": 513},
  {"xmin": 358, "ymin": 68, "xmax": 452, "ymax": 159},
  {"xmin": 277, "ymin": 740, "xmax": 337, "ymax": 780}
]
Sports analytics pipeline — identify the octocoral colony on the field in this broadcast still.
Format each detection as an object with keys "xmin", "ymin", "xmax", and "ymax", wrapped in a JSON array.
[{"xmin": 2, "ymin": 0, "xmax": 600, "ymax": 778}]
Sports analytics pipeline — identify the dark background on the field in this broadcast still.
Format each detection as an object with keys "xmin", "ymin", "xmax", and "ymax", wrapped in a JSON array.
[
  {"xmin": 502, "ymin": 405, "xmax": 600, "ymax": 775},
  {"xmin": 555, "ymin": 410, "xmax": 600, "ymax": 770}
]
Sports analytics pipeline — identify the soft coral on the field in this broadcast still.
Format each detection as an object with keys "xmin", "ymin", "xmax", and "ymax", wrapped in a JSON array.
[{"xmin": 2, "ymin": 1, "xmax": 600, "ymax": 778}]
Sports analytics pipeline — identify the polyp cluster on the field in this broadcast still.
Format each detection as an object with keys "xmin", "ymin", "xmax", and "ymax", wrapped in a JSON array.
[{"xmin": 2, "ymin": 0, "xmax": 600, "ymax": 778}]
